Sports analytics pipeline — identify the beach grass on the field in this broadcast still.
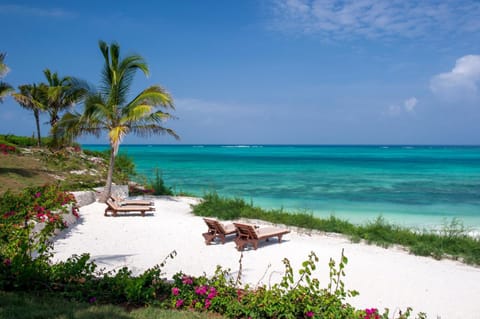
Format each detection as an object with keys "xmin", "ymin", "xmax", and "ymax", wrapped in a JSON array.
[
  {"xmin": 193, "ymin": 192, "xmax": 480, "ymax": 265},
  {"xmin": 0, "ymin": 291, "xmax": 220, "ymax": 319}
]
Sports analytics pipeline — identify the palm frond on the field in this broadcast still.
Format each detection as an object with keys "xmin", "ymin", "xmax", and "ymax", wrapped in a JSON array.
[
  {"xmin": 0, "ymin": 53, "xmax": 10, "ymax": 78},
  {"xmin": 0, "ymin": 82, "xmax": 13, "ymax": 101},
  {"xmin": 130, "ymin": 124, "xmax": 180, "ymax": 140},
  {"xmin": 148, "ymin": 110, "xmax": 177, "ymax": 122},
  {"xmin": 121, "ymin": 104, "xmax": 154, "ymax": 124},
  {"xmin": 12, "ymin": 84, "xmax": 46, "ymax": 110},
  {"xmin": 125, "ymin": 85, "xmax": 174, "ymax": 112}
]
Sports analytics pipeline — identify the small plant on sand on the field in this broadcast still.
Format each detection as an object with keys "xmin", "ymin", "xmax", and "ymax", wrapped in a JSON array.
[{"xmin": 149, "ymin": 168, "xmax": 173, "ymax": 196}]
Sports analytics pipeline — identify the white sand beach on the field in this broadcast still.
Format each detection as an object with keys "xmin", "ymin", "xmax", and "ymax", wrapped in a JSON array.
[{"xmin": 52, "ymin": 197, "xmax": 480, "ymax": 319}]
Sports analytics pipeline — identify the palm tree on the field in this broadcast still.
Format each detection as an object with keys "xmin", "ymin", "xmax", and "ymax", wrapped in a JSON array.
[
  {"xmin": 57, "ymin": 40, "xmax": 178, "ymax": 201},
  {"xmin": 42, "ymin": 69, "xmax": 86, "ymax": 147},
  {"xmin": 12, "ymin": 84, "xmax": 47, "ymax": 146},
  {"xmin": 0, "ymin": 53, "xmax": 13, "ymax": 102}
]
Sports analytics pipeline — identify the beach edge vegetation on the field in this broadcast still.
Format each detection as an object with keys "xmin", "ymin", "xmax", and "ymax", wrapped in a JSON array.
[
  {"xmin": 193, "ymin": 192, "xmax": 480, "ymax": 266},
  {"xmin": 0, "ymin": 185, "xmax": 427, "ymax": 319}
]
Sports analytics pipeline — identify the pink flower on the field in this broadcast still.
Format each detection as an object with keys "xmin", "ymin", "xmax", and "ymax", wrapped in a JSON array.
[
  {"xmin": 3, "ymin": 211, "xmax": 15, "ymax": 218},
  {"xmin": 172, "ymin": 287, "xmax": 180, "ymax": 296},
  {"xmin": 195, "ymin": 285, "xmax": 208, "ymax": 295},
  {"xmin": 204, "ymin": 299, "xmax": 211, "ymax": 309},
  {"xmin": 364, "ymin": 308, "xmax": 379, "ymax": 319},
  {"xmin": 182, "ymin": 275, "xmax": 193, "ymax": 285},
  {"xmin": 305, "ymin": 311, "xmax": 314, "ymax": 318},
  {"xmin": 207, "ymin": 287, "xmax": 217, "ymax": 299},
  {"xmin": 3, "ymin": 258, "xmax": 11, "ymax": 266},
  {"xmin": 175, "ymin": 299, "xmax": 184, "ymax": 308},
  {"xmin": 35, "ymin": 192, "xmax": 41, "ymax": 198}
]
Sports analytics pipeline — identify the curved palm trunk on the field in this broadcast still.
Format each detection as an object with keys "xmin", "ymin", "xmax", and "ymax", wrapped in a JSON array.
[
  {"xmin": 100, "ymin": 145, "xmax": 116, "ymax": 203},
  {"xmin": 33, "ymin": 109, "xmax": 42, "ymax": 147}
]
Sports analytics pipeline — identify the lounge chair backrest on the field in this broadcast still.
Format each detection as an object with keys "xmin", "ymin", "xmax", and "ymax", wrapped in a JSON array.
[
  {"xmin": 106, "ymin": 198, "xmax": 119, "ymax": 210},
  {"xmin": 213, "ymin": 220, "xmax": 229, "ymax": 234},
  {"xmin": 203, "ymin": 218, "xmax": 217, "ymax": 231},
  {"xmin": 203, "ymin": 218, "xmax": 226, "ymax": 235},
  {"xmin": 233, "ymin": 223, "xmax": 259, "ymax": 240},
  {"xmin": 110, "ymin": 195, "xmax": 121, "ymax": 202}
]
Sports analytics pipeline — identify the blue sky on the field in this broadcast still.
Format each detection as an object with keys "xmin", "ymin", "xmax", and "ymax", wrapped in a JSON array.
[{"xmin": 1, "ymin": 0, "xmax": 479, "ymax": 145}]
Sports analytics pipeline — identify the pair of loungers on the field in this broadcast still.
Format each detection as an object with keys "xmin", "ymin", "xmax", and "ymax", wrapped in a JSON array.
[
  {"xmin": 202, "ymin": 217, "xmax": 290, "ymax": 251},
  {"xmin": 104, "ymin": 196, "xmax": 155, "ymax": 217}
]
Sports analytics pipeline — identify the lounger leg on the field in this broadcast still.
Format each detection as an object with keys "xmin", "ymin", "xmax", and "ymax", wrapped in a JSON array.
[
  {"xmin": 278, "ymin": 235, "xmax": 283, "ymax": 242},
  {"xmin": 234, "ymin": 238, "xmax": 245, "ymax": 251},
  {"xmin": 141, "ymin": 211, "xmax": 145, "ymax": 217},
  {"xmin": 203, "ymin": 232, "xmax": 215, "ymax": 245}
]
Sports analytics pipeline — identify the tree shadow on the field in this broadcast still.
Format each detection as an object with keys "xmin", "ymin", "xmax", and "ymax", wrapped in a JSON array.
[{"xmin": 0, "ymin": 167, "xmax": 39, "ymax": 177}]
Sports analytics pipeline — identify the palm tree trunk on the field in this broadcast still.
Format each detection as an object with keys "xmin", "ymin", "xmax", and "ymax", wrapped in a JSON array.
[
  {"xmin": 34, "ymin": 109, "xmax": 42, "ymax": 147},
  {"xmin": 100, "ymin": 145, "xmax": 116, "ymax": 203}
]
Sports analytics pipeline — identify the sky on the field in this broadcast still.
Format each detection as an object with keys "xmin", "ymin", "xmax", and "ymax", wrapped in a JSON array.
[{"xmin": 1, "ymin": 0, "xmax": 480, "ymax": 145}]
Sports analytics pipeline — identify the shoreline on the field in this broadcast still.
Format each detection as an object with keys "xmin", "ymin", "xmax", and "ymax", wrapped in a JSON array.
[
  {"xmin": 83, "ymin": 144, "xmax": 480, "ymax": 231},
  {"xmin": 52, "ymin": 196, "xmax": 480, "ymax": 319}
]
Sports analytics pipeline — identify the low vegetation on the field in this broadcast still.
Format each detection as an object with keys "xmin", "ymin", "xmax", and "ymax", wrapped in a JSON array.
[
  {"xmin": 0, "ymin": 291, "xmax": 217, "ymax": 319},
  {"xmin": 193, "ymin": 193, "xmax": 480, "ymax": 265},
  {"xmin": 0, "ymin": 185, "xmax": 425, "ymax": 318},
  {"xmin": 0, "ymin": 135, "xmax": 136, "ymax": 194}
]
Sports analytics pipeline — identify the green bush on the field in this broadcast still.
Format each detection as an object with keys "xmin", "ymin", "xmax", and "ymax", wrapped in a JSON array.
[
  {"xmin": 149, "ymin": 168, "xmax": 173, "ymax": 196},
  {"xmin": 0, "ymin": 184, "xmax": 78, "ymax": 291},
  {"xmin": 0, "ymin": 134, "xmax": 52, "ymax": 147},
  {"xmin": 0, "ymin": 187, "xmax": 431, "ymax": 318},
  {"xmin": 165, "ymin": 250, "xmax": 423, "ymax": 318},
  {"xmin": 193, "ymin": 193, "xmax": 480, "ymax": 266}
]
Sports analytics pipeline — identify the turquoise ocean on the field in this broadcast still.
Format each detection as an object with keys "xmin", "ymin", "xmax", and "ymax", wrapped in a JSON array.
[{"xmin": 83, "ymin": 145, "xmax": 480, "ymax": 230}]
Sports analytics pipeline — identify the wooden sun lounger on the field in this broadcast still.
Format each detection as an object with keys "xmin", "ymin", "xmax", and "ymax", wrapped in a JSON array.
[
  {"xmin": 202, "ymin": 218, "xmax": 237, "ymax": 245},
  {"xmin": 104, "ymin": 199, "xmax": 155, "ymax": 217},
  {"xmin": 233, "ymin": 222, "xmax": 290, "ymax": 251},
  {"xmin": 110, "ymin": 195, "xmax": 154, "ymax": 206}
]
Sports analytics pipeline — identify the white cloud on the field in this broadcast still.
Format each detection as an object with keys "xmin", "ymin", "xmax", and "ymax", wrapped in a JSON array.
[
  {"xmin": 430, "ymin": 55, "xmax": 480, "ymax": 99},
  {"xmin": 0, "ymin": 4, "xmax": 72, "ymax": 18},
  {"xmin": 268, "ymin": 0, "xmax": 480, "ymax": 39},
  {"xmin": 404, "ymin": 97, "xmax": 417, "ymax": 113},
  {"xmin": 385, "ymin": 96, "xmax": 418, "ymax": 117}
]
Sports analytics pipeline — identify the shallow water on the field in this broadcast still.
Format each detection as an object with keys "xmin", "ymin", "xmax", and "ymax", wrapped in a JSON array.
[{"xmin": 83, "ymin": 144, "xmax": 480, "ymax": 230}]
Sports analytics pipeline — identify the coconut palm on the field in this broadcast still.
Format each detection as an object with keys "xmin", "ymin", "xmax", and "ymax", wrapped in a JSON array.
[
  {"xmin": 42, "ymin": 69, "xmax": 86, "ymax": 147},
  {"xmin": 0, "ymin": 53, "xmax": 13, "ymax": 102},
  {"xmin": 12, "ymin": 84, "xmax": 47, "ymax": 146},
  {"xmin": 57, "ymin": 40, "xmax": 178, "ymax": 201}
]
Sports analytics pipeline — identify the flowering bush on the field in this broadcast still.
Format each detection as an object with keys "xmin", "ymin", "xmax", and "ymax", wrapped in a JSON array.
[
  {"xmin": 0, "ymin": 184, "xmax": 78, "ymax": 290},
  {"xmin": 0, "ymin": 143, "xmax": 16, "ymax": 155},
  {"xmin": 170, "ymin": 273, "xmax": 224, "ymax": 311},
  {"xmin": 165, "ymin": 251, "xmax": 425, "ymax": 319}
]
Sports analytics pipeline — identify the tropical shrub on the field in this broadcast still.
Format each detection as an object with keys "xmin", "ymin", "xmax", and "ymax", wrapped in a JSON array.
[
  {"xmin": 166, "ymin": 250, "xmax": 423, "ymax": 319},
  {"xmin": 149, "ymin": 168, "xmax": 173, "ymax": 196},
  {"xmin": 0, "ymin": 134, "xmax": 52, "ymax": 147},
  {"xmin": 0, "ymin": 143, "xmax": 16, "ymax": 155},
  {"xmin": 0, "ymin": 184, "xmax": 78, "ymax": 290},
  {"xmin": 0, "ymin": 186, "xmax": 427, "ymax": 318},
  {"xmin": 194, "ymin": 193, "xmax": 480, "ymax": 265}
]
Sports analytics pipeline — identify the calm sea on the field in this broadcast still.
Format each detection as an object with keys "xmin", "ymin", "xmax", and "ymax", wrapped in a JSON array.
[{"xmin": 83, "ymin": 145, "xmax": 480, "ymax": 230}]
